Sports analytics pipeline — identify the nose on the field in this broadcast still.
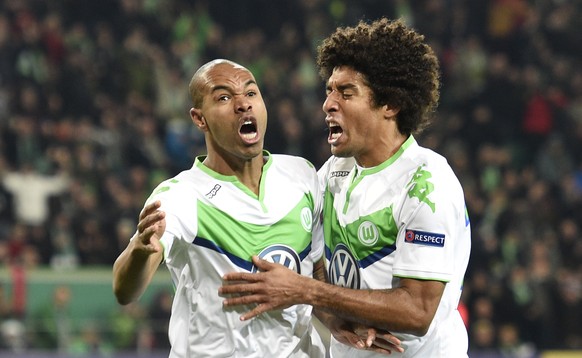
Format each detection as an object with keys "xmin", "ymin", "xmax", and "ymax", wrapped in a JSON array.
[
  {"xmin": 235, "ymin": 95, "xmax": 252, "ymax": 113},
  {"xmin": 322, "ymin": 93, "xmax": 337, "ymax": 114}
]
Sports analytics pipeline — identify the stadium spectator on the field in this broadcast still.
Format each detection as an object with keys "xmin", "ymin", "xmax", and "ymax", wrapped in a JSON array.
[{"xmin": 30, "ymin": 285, "xmax": 73, "ymax": 352}]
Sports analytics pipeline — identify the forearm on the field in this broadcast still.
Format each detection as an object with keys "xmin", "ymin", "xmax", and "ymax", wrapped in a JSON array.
[
  {"xmin": 112, "ymin": 244, "xmax": 162, "ymax": 305},
  {"xmin": 311, "ymin": 258, "xmax": 393, "ymax": 333},
  {"xmin": 311, "ymin": 258, "xmax": 337, "ymax": 328},
  {"xmin": 221, "ymin": 257, "xmax": 441, "ymax": 335},
  {"xmin": 304, "ymin": 280, "xmax": 440, "ymax": 336},
  {"xmin": 311, "ymin": 257, "xmax": 378, "ymax": 333}
]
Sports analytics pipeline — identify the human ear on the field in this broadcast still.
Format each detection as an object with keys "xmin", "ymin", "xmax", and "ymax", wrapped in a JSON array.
[
  {"xmin": 384, "ymin": 105, "xmax": 400, "ymax": 119},
  {"xmin": 190, "ymin": 108, "xmax": 207, "ymax": 130}
]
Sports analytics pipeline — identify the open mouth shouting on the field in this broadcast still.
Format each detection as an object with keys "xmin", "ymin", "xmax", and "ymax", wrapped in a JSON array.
[
  {"xmin": 239, "ymin": 115, "xmax": 260, "ymax": 144},
  {"xmin": 328, "ymin": 122, "xmax": 343, "ymax": 145}
]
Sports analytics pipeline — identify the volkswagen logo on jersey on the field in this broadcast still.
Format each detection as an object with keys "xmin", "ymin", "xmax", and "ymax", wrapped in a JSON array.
[
  {"xmin": 300, "ymin": 207, "xmax": 313, "ymax": 232},
  {"xmin": 357, "ymin": 221, "xmax": 379, "ymax": 246},
  {"xmin": 252, "ymin": 245, "xmax": 301, "ymax": 274},
  {"xmin": 329, "ymin": 243, "xmax": 360, "ymax": 289}
]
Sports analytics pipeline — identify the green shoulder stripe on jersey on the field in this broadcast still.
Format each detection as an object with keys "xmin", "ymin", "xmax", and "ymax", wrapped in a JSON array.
[
  {"xmin": 323, "ymin": 189, "xmax": 339, "ymax": 250},
  {"xmin": 343, "ymin": 172, "xmax": 364, "ymax": 214},
  {"xmin": 147, "ymin": 178, "xmax": 179, "ymax": 202},
  {"xmin": 258, "ymin": 154, "xmax": 273, "ymax": 211},
  {"xmin": 196, "ymin": 194, "xmax": 314, "ymax": 260}
]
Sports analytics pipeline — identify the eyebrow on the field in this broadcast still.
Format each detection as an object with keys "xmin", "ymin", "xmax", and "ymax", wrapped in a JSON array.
[
  {"xmin": 210, "ymin": 79, "xmax": 257, "ymax": 94},
  {"xmin": 326, "ymin": 82, "xmax": 359, "ymax": 92}
]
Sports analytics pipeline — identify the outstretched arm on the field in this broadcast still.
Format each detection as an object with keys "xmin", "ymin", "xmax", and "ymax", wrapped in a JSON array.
[
  {"xmin": 113, "ymin": 200, "xmax": 166, "ymax": 305},
  {"xmin": 220, "ymin": 256, "xmax": 444, "ymax": 336}
]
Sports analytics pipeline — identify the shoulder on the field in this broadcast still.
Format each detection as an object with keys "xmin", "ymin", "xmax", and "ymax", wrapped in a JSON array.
[
  {"xmin": 146, "ymin": 169, "xmax": 197, "ymax": 204},
  {"xmin": 402, "ymin": 144, "xmax": 464, "ymax": 210},
  {"xmin": 317, "ymin": 156, "xmax": 355, "ymax": 193},
  {"xmin": 405, "ymin": 143, "xmax": 459, "ymax": 184},
  {"xmin": 269, "ymin": 154, "xmax": 317, "ymax": 176},
  {"xmin": 318, "ymin": 156, "xmax": 355, "ymax": 179}
]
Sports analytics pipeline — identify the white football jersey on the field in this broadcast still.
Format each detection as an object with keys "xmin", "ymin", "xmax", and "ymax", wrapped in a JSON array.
[
  {"xmin": 148, "ymin": 152, "xmax": 326, "ymax": 358},
  {"xmin": 319, "ymin": 136, "xmax": 471, "ymax": 358}
]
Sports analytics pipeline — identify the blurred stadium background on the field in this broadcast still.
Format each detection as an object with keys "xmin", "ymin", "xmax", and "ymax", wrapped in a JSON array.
[{"xmin": 0, "ymin": 0, "xmax": 581, "ymax": 357}]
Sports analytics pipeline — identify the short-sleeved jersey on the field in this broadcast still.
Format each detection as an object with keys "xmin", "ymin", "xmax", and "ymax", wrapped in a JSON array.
[
  {"xmin": 318, "ymin": 136, "xmax": 471, "ymax": 358},
  {"xmin": 147, "ymin": 152, "xmax": 326, "ymax": 358}
]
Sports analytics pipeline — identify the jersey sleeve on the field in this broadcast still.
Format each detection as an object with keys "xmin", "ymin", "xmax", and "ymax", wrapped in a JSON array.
[
  {"xmin": 392, "ymin": 167, "xmax": 463, "ymax": 282},
  {"xmin": 145, "ymin": 178, "xmax": 199, "ymax": 263},
  {"xmin": 317, "ymin": 157, "xmax": 331, "ymax": 194},
  {"xmin": 310, "ymin": 164, "xmax": 324, "ymax": 262}
]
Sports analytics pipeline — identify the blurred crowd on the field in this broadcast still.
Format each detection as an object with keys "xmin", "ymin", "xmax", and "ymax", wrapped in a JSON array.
[
  {"xmin": 1, "ymin": 282, "xmax": 173, "ymax": 355},
  {"xmin": 0, "ymin": 0, "xmax": 581, "ymax": 355}
]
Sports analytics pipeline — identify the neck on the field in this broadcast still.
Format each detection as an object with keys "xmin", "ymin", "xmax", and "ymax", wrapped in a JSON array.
[
  {"xmin": 356, "ymin": 132, "xmax": 409, "ymax": 168},
  {"xmin": 203, "ymin": 151, "xmax": 265, "ymax": 195}
]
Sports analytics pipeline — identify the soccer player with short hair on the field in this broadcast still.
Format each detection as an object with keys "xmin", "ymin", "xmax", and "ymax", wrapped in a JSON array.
[{"xmin": 113, "ymin": 59, "xmax": 326, "ymax": 357}]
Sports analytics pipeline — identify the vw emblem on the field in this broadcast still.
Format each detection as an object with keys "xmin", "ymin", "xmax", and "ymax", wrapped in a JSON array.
[
  {"xmin": 329, "ymin": 243, "xmax": 360, "ymax": 289},
  {"xmin": 252, "ymin": 245, "xmax": 301, "ymax": 274}
]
